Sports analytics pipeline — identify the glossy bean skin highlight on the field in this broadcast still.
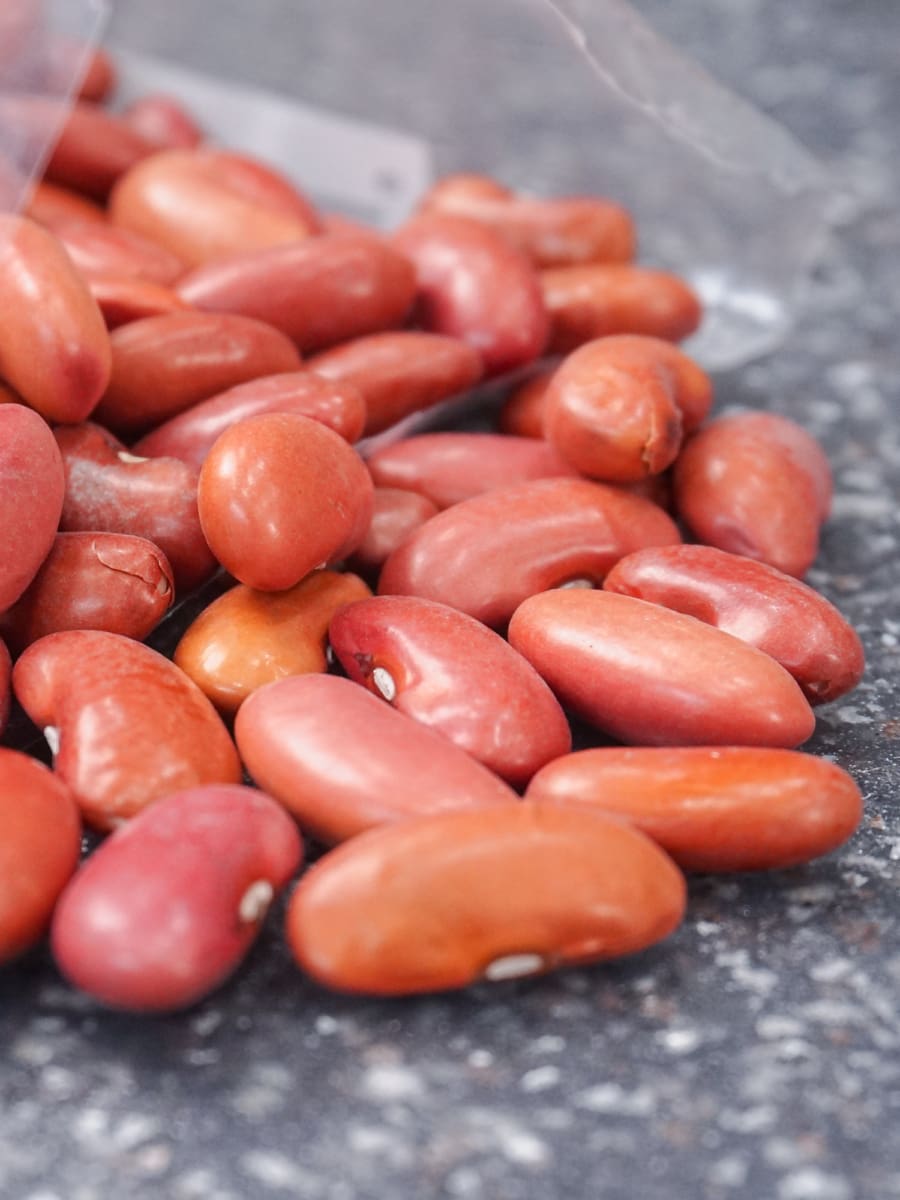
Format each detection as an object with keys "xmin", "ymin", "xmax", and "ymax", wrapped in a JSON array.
[
  {"xmin": 109, "ymin": 148, "xmax": 321, "ymax": 266},
  {"xmin": 527, "ymin": 747, "xmax": 863, "ymax": 872},
  {"xmin": 93, "ymin": 311, "xmax": 302, "ymax": 438},
  {"xmin": 43, "ymin": 102, "xmax": 157, "ymax": 199},
  {"xmin": 132, "ymin": 372, "xmax": 366, "ymax": 468},
  {"xmin": 235, "ymin": 674, "xmax": 518, "ymax": 845},
  {"xmin": 0, "ymin": 532, "xmax": 174, "ymax": 655},
  {"xmin": 379, "ymin": 478, "xmax": 681, "ymax": 627},
  {"xmin": 604, "ymin": 544, "xmax": 864, "ymax": 704},
  {"xmin": 198, "ymin": 413, "xmax": 374, "ymax": 590},
  {"xmin": 175, "ymin": 569, "xmax": 371, "ymax": 715},
  {"xmin": 393, "ymin": 214, "xmax": 549, "ymax": 375},
  {"xmin": 51, "ymin": 785, "xmax": 302, "ymax": 1012},
  {"xmin": 53, "ymin": 218, "xmax": 186, "ymax": 286},
  {"xmin": 542, "ymin": 264, "xmax": 702, "ymax": 354},
  {"xmin": 177, "ymin": 234, "xmax": 417, "ymax": 355},
  {"xmin": 13, "ymin": 631, "xmax": 242, "ymax": 831},
  {"xmin": 55, "ymin": 422, "xmax": 216, "ymax": 595},
  {"xmin": 366, "ymin": 432, "xmax": 579, "ymax": 508},
  {"xmin": 0, "ymin": 405, "xmax": 66, "ymax": 612},
  {"xmin": 287, "ymin": 803, "xmax": 686, "ymax": 996},
  {"xmin": 508, "ymin": 590, "xmax": 816, "ymax": 747},
  {"xmin": 0, "ymin": 749, "xmax": 81, "ymax": 963},
  {"xmin": 311, "ymin": 331, "xmax": 483, "ymax": 437},
  {"xmin": 348, "ymin": 488, "xmax": 440, "ymax": 576},
  {"xmin": 88, "ymin": 276, "xmax": 191, "ymax": 330},
  {"xmin": 674, "ymin": 412, "xmax": 833, "ymax": 578},
  {"xmin": 330, "ymin": 596, "xmax": 571, "ymax": 785},
  {"xmin": 0, "ymin": 215, "xmax": 112, "ymax": 422},
  {"xmin": 123, "ymin": 94, "xmax": 204, "ymax": 150}
]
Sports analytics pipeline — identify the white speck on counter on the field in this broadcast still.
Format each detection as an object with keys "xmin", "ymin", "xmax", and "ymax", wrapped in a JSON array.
[
  {"xmin": 362, "ymin": 1064, "xmax": 424, "ymax": 1102},
  {"xmin": 467, "ymin": 1049, "xmax": 494, "ymax": 1069},
  {"xmin": 574, "ymin": 1082, "xmax": 657, "ymax": 1116},
  {"xmin": 656, "ymin": 1028, "xmax": 701, "ymax": 1054},
  {"xmin": 778, "ymin": 1167, "xmax": 853, "ymax": 1200},
  {"xmin": 240, "ymin": 1150, "xmax": 323, "ymax": 1195},
  {"xmin": 520, "ymin": 1065, "xmax": 561, "ymax": 1093},
  {"xmin": 707, "ymin": 1154, "xmax": 750, "ymax": 1188},
  {"xmin": 718, "ymin": 1105, "xmax": 777, "ymax": 1134}
]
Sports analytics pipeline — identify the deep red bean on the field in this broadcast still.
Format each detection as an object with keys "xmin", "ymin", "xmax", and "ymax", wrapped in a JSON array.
[
  {"xmin": 329, "ymin": 595, "xmax": 571, "ymax": 784},
  {"xmin": 286, "ymin": 803, "xmax": 686, "ymax": 995},
  {"xmin": 498, "ymin": 368, "xmax": 556, "ymax": 438},
  {"xmin": 25, "ymin": 181, "xmax": 108, "ymax": 231},
  {"xmin": 74, "ymin": 46, "xmax": 118, "ymax": 103},
  {"xmin": 603, "ymin": 544, "xmax": 865, "ymax": 704},
  {"xmin": 235, "ymin": 674, "xmax": 518, "ymax": 845},
  {"xmin": 198, "ymin": 413, "xmax": 374, "ymax": 590},
  {"xmin": 44, "ymin": 101, "xmax": 157, "ymax": 199},
  {"xmin": 51, "ymin": 785, "xmax": 302, "ymax": 1011},
  {"xmin": 348, "ymin": 487, "xmax": 440, "ymax": 576},
  {"xmin": 508, "ymin": 589, "xmax": 816, "ymax": 747},
  {"xmin": 378, "ymin": 477, "xmax": 681, "ymax": 627},
  {"xmin": 13, "ymin": 631, "xmax": 243, "ymax": 830},
  {"xmin": 0, "ymin": 638, "xmax": 10, "ymax": 737}
]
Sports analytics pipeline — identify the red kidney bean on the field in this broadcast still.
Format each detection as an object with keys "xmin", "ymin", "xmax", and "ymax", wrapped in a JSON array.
[
  {"xmin": 198, "ymin": 413, "xmax": 374, "ymax": 590},
  {"xmin": 348, "ymin": 487, "xmax": 440, "ymax": 576},
  {"xmin": 673, "ymin": 411, "xmax": 832, "ymax": 578},
  {"xmin": 0, "ymin": 532, "xmax": 174, "ymax": 655},
  {"xmin": 13, "ymin": 630, "xmax": 242, "ymax": 830},
  {"xmin": 330, "ymin": 595, "xmax": 572, "ymax": 785},
  {"xmin": 132, "ymin": 372, "xmax": 366, "ymax": 468},
  {"xmin": 603, "ymin": 544, "xmax": 864, "ymax": 704},
  {"xmin": 123, "ymin": 94, "xmax": 204, "ymax": 150},
  {"xmin": 366, "ymin": 432, "xmax": 579, "ymax": 508},
  {"xmin": 92, "ymin": 311, "xmax": 302, "ymax": 438},
  {"xmin": 88, "ymin": 276, "xmax": 192, "ymax": 329},
  {"xmin": 311, "ymin": 330, "xmax": 484, "ymax": 436},
  {"xmin": 109, "ymin": 148, "xmax": 321, "ymax": 266},
  {"xmin": 419, "ymin": 174, "xmax": 636, "ymax": 267},
  {"xmin": 0, "ymin": 749, "xmax": 81, "ymax": 963},
  {"xmin": 51, "ymin": 784, "xmax": 302, "ymax": 1011},
  {"xmin": 177, "ymin": 234, "xmax": 417, "ymax": 354},
  {"xmin": 54, "ymin": 422, "xmax": 216, "ymax": 595},
  {"xmin": 393, "ymin": 214, "xmax": 549, "ymax": 375},
  {"xmin": 498, "ymin": 368, "xmax": 555, "ymax": 438},
  {"xmin": 0, "ymin": 215, "xmax": 112, "ymax": 422},
  {"xmin": 26, "ymin": 181, "xmax": 108, "ymax": 231},
  {"xmin": 0, "ymin": 638, "xmax": 10, "ymax": 736},
  {"xmin": 527, "ymin": 747, "xmax": 863, "ymax": 872},
  {"xmin": 286, "ymin": 802, "xmax": 686, "ymax": 995},
  {"xmin": 75, "ymin": 46, "xmax": 118, "ymax": 103},
  {"xmin": 235, "ymin": 674, "xmax": 518, "ymax": 844},
  {"xmin": 0, "ymin": 404, "xmax": 66, "ymax": 612},
  {"xmin": 0, "ymin": 382, "xmax": 21, "ymax": 405},
  {"xmin": 44, "ymin": 101, "xmax": 157, "ymax": 199},
  {"xmin": 508, "ymin": 589, "xmax": 816, "ymax": 747},
  {"xmin": 542, "ymin": 264, "xmax": 702, "ymax": 354},
  {"xmin": 174, "ymin": 568, "xmax": 371, "ymax": 715},
  {"xmin": 52, "ymin": 218, "xmax": 186, "ymax": 286},
  {"xmin": 379, "ymin": 477, "xmax": 681, "ymax": 627}
]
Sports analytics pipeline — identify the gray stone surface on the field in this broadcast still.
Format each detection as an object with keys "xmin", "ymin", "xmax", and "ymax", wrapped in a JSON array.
[{"xmin": 2, "ymin": 1, "xmax": 898, "ymax": 1198}]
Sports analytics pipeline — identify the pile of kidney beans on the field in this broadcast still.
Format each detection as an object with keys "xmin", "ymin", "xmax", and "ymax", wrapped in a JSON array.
[{"xmin": 0, "ymin": 46, "xmax": 866, "ymax": 1010}]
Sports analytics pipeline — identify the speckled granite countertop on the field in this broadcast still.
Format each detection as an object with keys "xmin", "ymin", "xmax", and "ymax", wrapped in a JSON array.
[{"xmin": 1, "ymin": 1, "xmax": 898, "ymax": 1198}]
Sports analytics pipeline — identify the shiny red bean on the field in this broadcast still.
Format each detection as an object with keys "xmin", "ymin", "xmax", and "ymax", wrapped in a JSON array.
[
  {"xmin": 286, "ymin": 802, "xmax": 686, "ymax": 995},
  {"xmin": 26, "ymin": 181, "xmax": 108, "ymax": 231},
  {"xmin": 88, "ymin": 276, "xmax": 191, "ymax": 329},
  {"xmin": 13, "ymin": 631, "xmax": 242, "ymax": 830},
  {"xmin": 44, "ymin": 102, "xmax": 157, "ymax": 199},
  {"xmin": 348, "ymin": 487, "xmax": 440, "ymax": 576},
  {"xmin": 198, "ymin": 413, "xmax": 374, "ymax": 590},
  {"xmin": 330, "ymin": 595, "xmax": 571, "ymax": 784},
  {"xmin": 526, "ymin": 747, "xmax": 863, "ymax": 872},
  {"xmin": 123, "ymin": 94, "xmax": 204, "ymax": 150},
  {"xmin": 379, "ymin": 477, "xmax": 681, "ymax": 627},
  {"xmin": 508, "ymin": 589, "xmax": 816, "ymax": 747},
  {"xmin": 51, "ymin": 785, "xmax": 302, "ymax": 1011},
  {"xmin": 235, "ymin": 674, "xmax": 518, "ymax": 844},
  {"xmin": 52, "ymin": 218, "xmax": 186, "ymax": 285}
]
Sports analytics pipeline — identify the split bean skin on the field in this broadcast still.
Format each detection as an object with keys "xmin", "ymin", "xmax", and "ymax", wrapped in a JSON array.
[
  {"xmin": 508, "ymin": 589, "xmax": 816, "ymax": 747},
  {"xmin": 526, "ymin": 747, "xmax": 863, "ymax": 872},
  {"xmin": 0, "ymin": 404, "xmax": 66, "ymax": 612},
  {"xmin": 235, "ymin": 674, "xmax": 518, "ymax": 845},
  {"xmin": 0, "ymin": 533, "xmax": 174, "ymax": 655},
  {"xmin": 109, "ymin": 148, "xmax": 321, "ymax": 266},
  {"xmin": 0, "ymin": 749, "xmax": 82, "ymax": 964},
  {"xmin": 51, "ymin": 785, "xmax": 302, "ymax": 1012},
  {"xmin": 286, "ymin": 803, "xmax": 686, "ymax": 996},
  {"xmin": 123, "ymin": 94, "xmax": 204, "ymax": 150},
  {"xmin": 378, "ymin": 477, "xmax": 681, "ymax": 627},
  {"xmin": 393, "ymin": 214, "xmax": 549, "ymax": 375},
  {"xmin": 177, "ymin": 234, "xmax": 417, "ymax": 354},
  {"xmin": 55, "ymin": 422, "xmax": 216, "ymax": 595},
  {"xmin": 542, "ymin": 264, "xmax": 702, "ymax": 354},
  {"xmin": 310, "ymin": 331, "xmax": 484, "ymax": 437},
  {"xmin": 198, "ymin": 412, "xmax": 374, "ymax": 590},
  {"xmin": 0, "ymin": 215, "xmax": 112, "ymax": 422},
  {"xmin": 365, "ymin": 432, "xmax": 579, "ymax": 509},
  {"xmin": 13, "ymin": 631, "xmax": 242, "ymax": 830},
  {"xmin": 329, "ymin": 595, "xmax": 572, "ymax": 785},
  {"xmin": 674, "ymin": 411, "xmax": 833, "ymax": 578},
  {"xmin": 174, "ymin": 569, "xmax": 371, "ymax": 715},
  {"xmin": 348, "ymin": 488, "xmax": 440, "ymax": 576},
  {"xmin": 604, "ymin": 544, "xmax": 865, "ymax": 704},
  {"xmin": 133, "ymin": 373, "xmax": 367, "ymax": 468},
  {"xmin": 93, "ymin": 311, "xmax": 302, "ymax": 438}
]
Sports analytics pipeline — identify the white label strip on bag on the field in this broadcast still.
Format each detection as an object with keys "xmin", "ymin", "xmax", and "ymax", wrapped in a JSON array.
[{"xmin": 111, "ymin": 49, "xmax": 434, "ymax": 228}]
